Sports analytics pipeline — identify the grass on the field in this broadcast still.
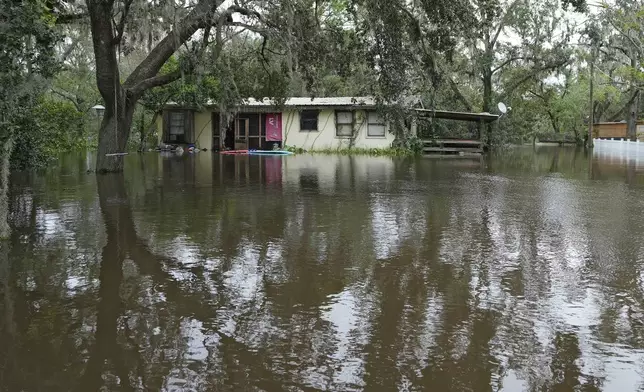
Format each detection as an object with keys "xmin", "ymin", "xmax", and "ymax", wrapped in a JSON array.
[{"xmin": 284, "ymin": 145, "xmax": 418, "ymax": 157}]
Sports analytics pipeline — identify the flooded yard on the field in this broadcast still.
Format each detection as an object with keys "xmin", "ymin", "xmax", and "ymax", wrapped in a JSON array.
[{"xmin": 2, "ymin": 147, "xmax": 644, "ymax": 391}]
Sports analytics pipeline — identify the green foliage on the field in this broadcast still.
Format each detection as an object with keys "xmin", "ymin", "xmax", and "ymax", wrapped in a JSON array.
[
  {"xmin": 11, "ymin": 98, "xmax": 86, "ymax": 169},
  {"xmin": 0, "ymin": 0, "xmax": 60, "ymax": 171},
  {"xmin": 285, "ymin": 145, "xmax": 419, "ymax": 157},
  {"xmin": 10, "ymin": 0, "xmax": 638, "ymax": 159}
]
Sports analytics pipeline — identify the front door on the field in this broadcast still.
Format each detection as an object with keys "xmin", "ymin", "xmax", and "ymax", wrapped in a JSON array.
[{"xmin": 235, "ymin": 118, "xmax": 249, "ymax": 150}]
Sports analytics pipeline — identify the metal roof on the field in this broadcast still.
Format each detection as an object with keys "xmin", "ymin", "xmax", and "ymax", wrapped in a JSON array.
[
  {"xmin": 415, "ymin": 108, "xmax": 500, "ymax": 122},
  {"xmin": 238, "ymin": 97, "xmax": 379, "ymax": 107},
  {"xmin": 167, "ymin": 96, "xmax": 421, "ymax": 109}
]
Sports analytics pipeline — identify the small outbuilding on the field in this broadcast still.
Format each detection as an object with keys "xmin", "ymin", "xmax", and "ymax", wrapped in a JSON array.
[{"xmin": 593, "ymin": 121, "xmax": 644, "ymax": 140}]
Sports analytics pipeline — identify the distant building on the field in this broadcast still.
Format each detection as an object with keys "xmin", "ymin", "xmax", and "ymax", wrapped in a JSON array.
[
  {"xmin": 593, "ymin": 121, "xmax": 644, "ymax": 140},
  {"xmin": 157, "ymin": 96, "xmax": 419, "ymax": 151}
]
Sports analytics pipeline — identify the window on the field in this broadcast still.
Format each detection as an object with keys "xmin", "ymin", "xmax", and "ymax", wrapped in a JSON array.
[
  {"xmin": 367, "ymin": 111, "xmax": 386, "ymax": 137},
  {"xmin": 169, "ymin": 112, "xmax": 185, "ymax": 142},
  {"xmin": 300, "ymin": 110, "xmax": 319, "ymax": 131},
  {"xmin": 336, "ymin": 111, "xmax": 354, "ymax": 137}
]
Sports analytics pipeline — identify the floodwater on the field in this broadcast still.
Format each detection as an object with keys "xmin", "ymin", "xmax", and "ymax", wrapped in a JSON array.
[{"xmin": 3, "ymin": 146, "xmax": 644, "ymax": 391}]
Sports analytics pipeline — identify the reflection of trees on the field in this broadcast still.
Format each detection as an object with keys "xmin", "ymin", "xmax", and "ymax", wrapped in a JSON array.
[
  {"xmin": 5, "ymin": 150, "xmax": 644, "ymax": 390},
  {"xmin": 76, "ymin": 175, "xmax": 132, "ymax": 391},
  {"xmin": 94, "ymin": 174, "xmax": 304, "ymax": 390},
  {"xmin": 0, "ymin": 156, "xmax": 106, "ymax": 390}
]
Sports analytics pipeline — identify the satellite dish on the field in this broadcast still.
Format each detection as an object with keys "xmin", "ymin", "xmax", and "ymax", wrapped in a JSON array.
[{"xmin": 498, "ymin": 102, "xmax": 508, "ymax": 114}]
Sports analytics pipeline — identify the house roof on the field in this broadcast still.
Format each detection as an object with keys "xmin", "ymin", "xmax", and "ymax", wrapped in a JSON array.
[
  {"xmin": 166, "ymin": 96, "xmax": 421, "ymax": 110},
  {"xmin": 238, "ymin": 96, "xmax": 380, "ymax": 107},
  {"xmin": 165, "ymin": 97, "xmax": 500, "ymax": 122}
]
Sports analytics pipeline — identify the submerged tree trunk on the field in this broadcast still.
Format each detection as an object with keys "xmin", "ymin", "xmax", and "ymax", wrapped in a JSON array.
[
  {"xmin": 137, "ymin": 111, "xmax": 146, "ymax": 152},
  {"xmin": 86, "ymin": 0, "xmax": 226, "ymax": 172},
  {"xmin": 626, "ymin": 53, "xmax": 640, "ymax": 142},
  {"xmin": 627, "ymin": 90, "xmax": 640, "ymax": 142},
  {"xmin": 95, "ymin": 100, "xmax": 136, "ymax": 173},
  {"xmin": 0, "ymin": 137, "xmax": 13, "ymax": 239},
  {"xmin": 88, "ymin": 0, "xmax": 132, "ymax": 173},
  {"xmin": 482, "ymin": 70, "xmax": 493, "ymax": 146},
  {"xmin": 587, "ymin": 54, "xmax": 594, "ymax": 148}
]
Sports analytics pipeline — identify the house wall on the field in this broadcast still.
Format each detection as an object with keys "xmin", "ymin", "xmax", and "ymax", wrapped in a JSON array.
[
  {"xmin": 154, "ymin": 110, "xmax": 212, "ymax": 149},
  {"xmin": 594, "ymin": 122, "xmax": 644, "ymax": 141},
  {"xmin": 157, "ymin": 107, "xmax": 406, "ymax": 150},
  {"xmin": 194, "ymin": 110, "xmax": 212, "ymax": 149},
  {"xmin": 593, "ymin": 123, "xmax": 627, "ymax": 139},
  {"xmin": 282, "ymin": 109, "xmax": 396, "ymax": 150}
]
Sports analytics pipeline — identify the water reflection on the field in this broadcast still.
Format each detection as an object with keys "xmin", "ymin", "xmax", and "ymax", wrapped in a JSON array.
[{"xmin": 2, "ymin": 147, "xmax": 644, "ymax": 391}]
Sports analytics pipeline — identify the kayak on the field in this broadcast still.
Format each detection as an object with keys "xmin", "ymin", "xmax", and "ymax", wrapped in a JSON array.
[
  {"xmin": 220, "ymin": 150, "xmax": 249, "ymax": 155},
  {"xmin": 220, "ymin": 149, "xmax": 293, "ymax": 156}
]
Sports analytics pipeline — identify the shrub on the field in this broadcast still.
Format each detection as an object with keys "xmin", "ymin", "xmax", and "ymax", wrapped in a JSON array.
[{"xmin": 11, "ymin": 98, "xmax": 85, "ymax": 169}]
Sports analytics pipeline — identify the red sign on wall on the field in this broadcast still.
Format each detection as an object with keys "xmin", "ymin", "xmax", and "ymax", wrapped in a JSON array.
[{"xmin": 265, "ymin": 113, "xmax": 282, "ymax": 142}]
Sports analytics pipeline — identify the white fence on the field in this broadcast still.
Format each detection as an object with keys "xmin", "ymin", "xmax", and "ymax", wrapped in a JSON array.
[{"xmin": 593, "ymin": 138, "xmax": 644, "ymax": 166}]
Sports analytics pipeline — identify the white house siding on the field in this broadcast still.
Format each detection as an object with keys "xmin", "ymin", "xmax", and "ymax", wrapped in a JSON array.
[
  {"xmin": 282, "ymin": 109, "xmax": 396, "ymax": 150},
  {"xmin": 157, "ymin": 107, "xmax": 407, "ymax": 150},
  {"xmin": 194, "ymin": 110, "xmax": 213, "ymax": 149},
  {"xmin": 155, "ymin": 110, "xmax": 213, "ymax": 149}
]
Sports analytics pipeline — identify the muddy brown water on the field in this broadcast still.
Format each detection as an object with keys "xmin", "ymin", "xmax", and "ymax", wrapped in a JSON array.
[{"xmin": 2, "ymin": 147, "xmax": 644, "ymax": 391}]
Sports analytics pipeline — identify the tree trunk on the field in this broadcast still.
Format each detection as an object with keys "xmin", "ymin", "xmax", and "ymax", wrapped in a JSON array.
[
  {"xmin": 627, "ymin": 90, "xmax": 640, "ymax": 142},
  {"xmin": 547, "ymin": 110, "xmax": 560, "ymax": 134},
  {"xmin": 0, "ymin": 137, "xmax": 13, "ymax": 239},
  {"xmin": 86, "ymin": 0, "xmax": 230, "ymax": 172},
  {"xmin": 138, "ymin": 111, "xmax": 146, "ymax": 152},
  {"xmin": 587, "ymin": 55, "xmax": 594, "ymax": 148},
  {"xmin": 482, "ymin": 71, "xmax": 493, "ymax": 146},
  {"xmin": 627, "ymin": 53, "xmax": 640, "ymax": 142},
  {"xmin": 95, "ymin": 101, "xmax": 136, "ymax": 173}
]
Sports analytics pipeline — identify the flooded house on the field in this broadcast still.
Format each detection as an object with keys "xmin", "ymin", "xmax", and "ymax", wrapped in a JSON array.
[{"xmin": 157, "ymin": 96, "xmax": 417, "ymax": 151}]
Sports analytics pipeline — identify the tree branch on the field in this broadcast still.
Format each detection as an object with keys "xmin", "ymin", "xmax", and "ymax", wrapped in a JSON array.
[
  {"xmin": 447, "ymin": 76, "xmax": 473, "ymax": 111},
  {"xmin": 227, "ymin": 22, "xmax": 267, "ymax": 34},
  {"xmin": 607, "ymin": 18, "xmax": 644, "ymax": 57},
  {"xmin": 51, "ymin": 88, "xmax": 83, "ymax": 111},
  {"xmin": 490, "ymin": 0, "xmax": 521, "ymax": 49},
  {"xmin": 124, "ymin": 0, "xmax": 224, "ymax": 89},
  {"xmin": 502, "ymin": 55, "xmax": 570, "ymax": 99},
  {"xmin": 113, "ymin": 0, "xmax": 134, "ymax": 45},
  {"xmin": 225, "ymin": 4, "xmax": 261, "ymax": 19},
  {"xmin": 528, "ymin": 89, "xmax": 545, "ymax": 100},
  {"xmin": 609, "ymin": 45, "xmax": 630, "ymax": 58},
  {"xmin": 55, "ymin": 12, "xmax": 87, "ymax": 24},
  {"xmin": 608, "ymin": 89, "xmax": 640, "ymax": 122},
  {"xmin": 60, "ymin": 37, "xmax": 80, "ymax": 62},
  {"xmin": 130, "ymin": 70, "xmax": 181, "ymax": 96},
  {"xmin": 492, "ymin": 56, "xmax": 528, "ymax": 74}
]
